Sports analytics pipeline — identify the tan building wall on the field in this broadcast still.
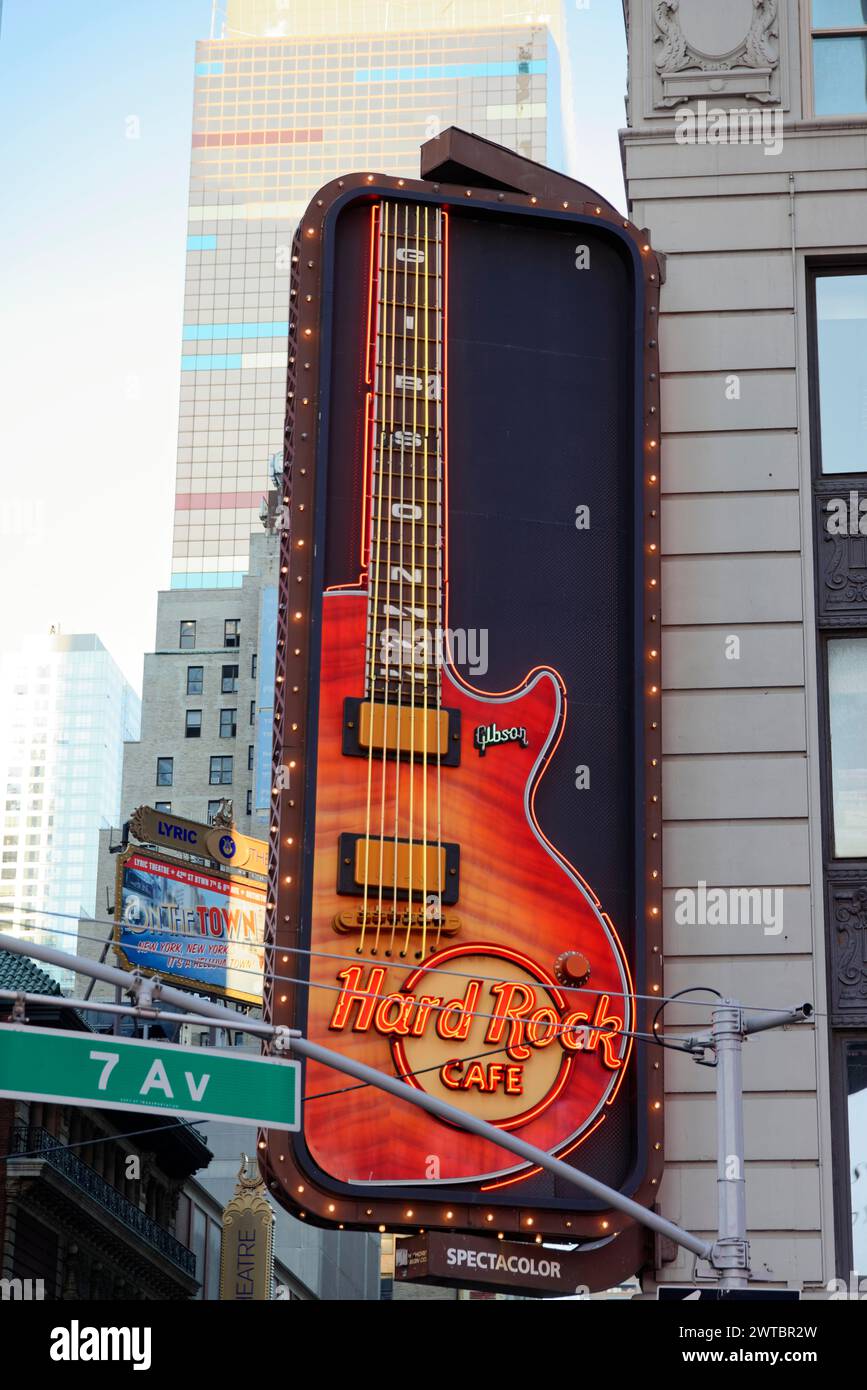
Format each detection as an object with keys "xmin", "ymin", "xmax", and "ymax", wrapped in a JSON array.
[{"xmin": 621, "ymin": 0, "xmax": 867, "ymax": 1290}]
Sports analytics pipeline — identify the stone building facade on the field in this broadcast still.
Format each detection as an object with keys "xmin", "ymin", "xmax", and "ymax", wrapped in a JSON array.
[{"xmin": 622, "ymin": 0, "xmax": 867, "ymax": 1288}]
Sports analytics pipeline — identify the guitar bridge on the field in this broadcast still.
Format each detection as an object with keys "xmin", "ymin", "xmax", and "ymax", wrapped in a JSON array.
[{"xmin": 332, "ymin": 908, "xmax": 461, "ymax": 936}]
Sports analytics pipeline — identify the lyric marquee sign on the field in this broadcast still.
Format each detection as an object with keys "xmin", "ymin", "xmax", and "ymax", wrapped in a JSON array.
[{"xmin": 262, "ymin": 130, "xmax": 663, "ymax": 1285}]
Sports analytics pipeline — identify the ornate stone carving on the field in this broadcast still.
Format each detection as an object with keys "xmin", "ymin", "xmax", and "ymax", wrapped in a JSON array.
[
  {"xmin": 828, "ymin": 876, "xmax": 867, "ymax": 1022},
  {"xmin": 653, "ymin": 0, "xmax": 690, "ymax": 73},
  {"xmin": 815, "ymin": 495, "xmax": 867, "ymax": 626},
  {"xmin": 211, "ymin": 797, "xmax": 234, "ymax": 828},
  {"xmin": 744, "ymin": 0, "xmax": 779, "ymax": 70},
  {"xmin": 653, "ymin": 0, "xmax": 780, "ymax": 105}
]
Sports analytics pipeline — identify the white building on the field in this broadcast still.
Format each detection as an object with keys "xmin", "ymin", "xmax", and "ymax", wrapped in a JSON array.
[{"xmin": 0, "ymin": 632, "xmax": 140, "ymax": 988}]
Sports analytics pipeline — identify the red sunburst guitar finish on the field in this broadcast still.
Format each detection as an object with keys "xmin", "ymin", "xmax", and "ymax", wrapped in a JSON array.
[{"xmin": 305, "ymin": 591, "xmax": 633, "ymax": 1184}]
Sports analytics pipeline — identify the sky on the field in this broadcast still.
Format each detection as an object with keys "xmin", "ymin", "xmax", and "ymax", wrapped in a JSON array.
[{"xmin": 0, "ymin": 0, "xmax": 627, "ymax": 695}]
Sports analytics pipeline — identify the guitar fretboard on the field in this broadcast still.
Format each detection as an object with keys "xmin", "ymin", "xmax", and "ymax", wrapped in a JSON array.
[{"xmin": 366, "ymin": 202, "xmax": 444, "ymax": 707}]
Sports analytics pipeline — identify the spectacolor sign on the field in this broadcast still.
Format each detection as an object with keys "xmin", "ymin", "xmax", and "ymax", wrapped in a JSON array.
[
  {"xmin": 395, "ymin": 1232, "xmax": 595, "ymax": 1297},
  {"xmin": 0, "ymin": 1026, "xmax": 299, "ymax": 1130}
]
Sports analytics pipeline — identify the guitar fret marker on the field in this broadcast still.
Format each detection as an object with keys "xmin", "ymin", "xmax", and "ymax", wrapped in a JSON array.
[{"xmin": 365, "ymin": 200, "xmax": 444, "ymax": 704}]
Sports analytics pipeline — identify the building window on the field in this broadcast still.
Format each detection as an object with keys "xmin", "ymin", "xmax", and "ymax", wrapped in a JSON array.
[
  {"xmin": 222, "ymin": 663, "xmax": 239, "ymax": 694},
  {"xmin": 224, "ymin": 618, "xmax": 240, "ymax": 649},
  {"xmin": 185, "ymin": 709, "xmax": 203, "ymax": 739},
  {"xmin": 827, "ymin": 638, "xmax": 867, "ymax": 855},
  {"xmin": 209, "ymin": 756, "xmax": 233, "ymax": 785},
  {"xmin": 219, "ymin": 708, "xmax": 237, "ymax": 739},
  {"xmin": 156, "ymin": 758, "xmax": 173, "ymax": 786},
  {"xmin": 251, "ymin": 653, "xmax": 258, "ymax": 679},
  {"xmin": 812, "ymin": 1, "xmax": 867, "ymax": 116},
  {"xmin": 814, "ymin": 271, "xmax": 867, "ymax": 474},
  {"xmin": 847, "ymin": 1040, "xmax": 867, "ymax": 1276},
  {"xmin": 811, "ymin": 262, "xmax": 867, "ymax": 1279},
  {"xmin": 250, "ymin": 699, "xmax": 256, "ymax": 725},
  {"xmin": 207, "ymin": 799, "xmax": 223, "ymax": 824},
  {"xmin": 187, "ymin": 665, "xmax": 204, "ymax": 695},
  {"xmin": 155, "ymin": 801, "xmax": 171, "ymax": 813},
  {"xmin": 179, "ymin": 620, "xmax": 197, "ymax": 650},
  {"xmin": 246, "ymin": 790, "xmax": 252, "ymax": 815},
  {"xmin": 248, "ymin": 744, "xmax": 254, "ymax": 771}
]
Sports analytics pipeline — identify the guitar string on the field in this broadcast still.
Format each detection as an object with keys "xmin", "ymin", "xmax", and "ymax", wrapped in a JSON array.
[
  {"xmin": 402, "ymin": 202, "xmax": 422, "ymax": 959},
  {"xmin": 423, "ymin": 204, "xmax": 442, "ymax": 957},
  {"xmin": 434, "ymin": 205, "xmax": 445, "ymax": 951},
  {"xmin": 387, "ymin": 205, "xmax": 409, "ymax": 955},
  {"xmin": 374, "ymin": 202, "xmax": 400, "ymax": 955},
  {"xmin": 359, "ymin": 201, "xmax": 388, "ymax": 955},
  {"xmin": 419, "ymin": 203, "xmax": 430, "ymax": 962}
]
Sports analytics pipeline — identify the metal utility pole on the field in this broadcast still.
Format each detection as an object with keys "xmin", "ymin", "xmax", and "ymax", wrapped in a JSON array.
[
  {"xmin": 681, "ymin": 998, "xmax": 814, "ymax": 1290},
  {"xmin": 713, "ymin": 1002, "xmax": 749, "ymax": 1291},
  {"xmin": 0, "ymin": 931, "xmax": 811, "ymax": 1289}
]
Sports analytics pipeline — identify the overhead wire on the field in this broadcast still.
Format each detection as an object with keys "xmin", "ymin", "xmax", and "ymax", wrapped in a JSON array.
[{"xmin": 0, "ymin": 904, "xmax": 818, "ymax": 1018}]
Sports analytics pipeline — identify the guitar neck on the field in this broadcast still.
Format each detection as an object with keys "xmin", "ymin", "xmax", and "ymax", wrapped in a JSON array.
[{"xmin": 366, "ymin": 201, "xmax": 444, "ymax": 707}]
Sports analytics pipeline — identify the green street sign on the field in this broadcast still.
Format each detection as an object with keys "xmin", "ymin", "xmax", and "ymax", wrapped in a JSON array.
[{"xmin": 0, "ymin": 1025, "xmax": 300, "ymax": 1131}]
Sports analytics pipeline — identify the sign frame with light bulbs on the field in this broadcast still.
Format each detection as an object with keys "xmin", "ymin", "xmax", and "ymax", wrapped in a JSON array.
[{"xmin": 262, "ymin": 129, "xmax": 663, "ymax": 1291}]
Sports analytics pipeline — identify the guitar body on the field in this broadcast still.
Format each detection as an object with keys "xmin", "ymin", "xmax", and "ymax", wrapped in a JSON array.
[{"xmin": 304, "ymin": 590, "xmax": 632, "ymax": 1185}]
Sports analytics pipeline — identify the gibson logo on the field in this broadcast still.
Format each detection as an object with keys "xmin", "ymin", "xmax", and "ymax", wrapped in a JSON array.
[{"xmin": 474, "ymin": 722, "xmax": 528, "ymax": 757}]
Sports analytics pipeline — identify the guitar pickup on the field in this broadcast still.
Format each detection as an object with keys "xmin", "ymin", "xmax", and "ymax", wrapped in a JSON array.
[
  {"xmin": 337, "ymin": 833, "xmax": 460, "ymax": 905},
  {"xmin": 343, "ymin": 698, "xmax": 461, "ymax": 766}
]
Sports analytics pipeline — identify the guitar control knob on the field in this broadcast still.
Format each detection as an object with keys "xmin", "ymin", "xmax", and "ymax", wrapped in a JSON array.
[{"xmin": 554, "ymin": 951, "xmax": 591, "ymax": 989}]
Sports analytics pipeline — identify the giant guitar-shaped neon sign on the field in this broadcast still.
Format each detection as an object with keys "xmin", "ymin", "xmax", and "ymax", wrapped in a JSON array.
[{"xmin": 300, "ymin": 200, "xmax": 636, "ymax": 1188}]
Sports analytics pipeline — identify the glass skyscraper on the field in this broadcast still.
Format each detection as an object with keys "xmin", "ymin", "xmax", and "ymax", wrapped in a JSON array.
[
  {"xmin": 172, "ymin": 1, "xmax": 566, "ymax": 590},
  {"xmin": 0, "ymin": 634, "xmax": 141, "ymax": 986}
]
